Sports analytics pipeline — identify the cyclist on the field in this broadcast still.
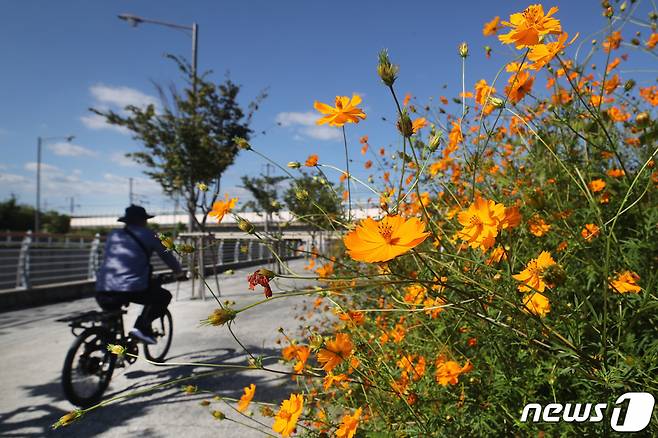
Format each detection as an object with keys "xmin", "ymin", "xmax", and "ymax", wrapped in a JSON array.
[{"xmin": 95, "ymin": 205, "xmax": 184, "ymax": 344}]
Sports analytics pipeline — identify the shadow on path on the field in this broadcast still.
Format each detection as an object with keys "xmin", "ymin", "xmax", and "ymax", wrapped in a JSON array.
[{"xmin": 0, "ymin": 345, "xmax": 295, "ymax": 437}]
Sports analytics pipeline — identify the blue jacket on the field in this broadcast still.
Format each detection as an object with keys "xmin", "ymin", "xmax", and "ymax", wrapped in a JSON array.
[{"xmin": 95, "ymin": 225, "xmax": 182, "ymax": 292}]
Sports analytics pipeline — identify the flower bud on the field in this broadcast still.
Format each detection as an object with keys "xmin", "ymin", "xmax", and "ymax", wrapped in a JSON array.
[
  {"xmin": 636, "ymin": 111, "xmax": 650, "ymax": 126},
  {"xmin": 257, "ymin": 268, "xmax": 276, "ymax": 280},
  {"xmin": 51, "ymin": 410, "xmax": 83, "ymax": 429},
  {"xmin": 238, "ymin": 218, "xmax": 255, "ymax": 234},
  {"xmin": 458, "ymin": 42, "xmax": 469, "ymax": 58},
  {"xmin": 196, "ymin": 182, "xmax": 209, "ymax": 192},
  {"xmin": 201, "ymin": 308, "xmax": 237, "ymax": 327},
  {"xmin": 183, "ymin": 385, "xmax": 198, "ymax": 394},
  {"xmin": 377, "ymin": 49, "xmax": 399, "ymax": 87},
  {"xmin": 488, "ymin": 96, "xmax": 505, "ymax": 109},
  {"xmin": 211, "ymin": 410, "xmax": 226, "ymax": 420},
  {"xmin": 624, "ymin": 79, "xmax": 636, "ymax": 91},
  {"xmin": 287, "ymin": 161, "xmax": 301, "ymax": 169},
  {"xmin": 397, "ymin": 109, "xmax": 414, "ymax": 138},
  {"xmin": 177, "ymin": 243, "xmax": 195, "ymax": 254},
  {"xmin": 295, "ymin": 188, "xmax": 309, "ymax": 200},
  {"xmin": 159, "ymin": 233, "xmax": 175, "ymax": 251},
  {"xmin": 233, "ymin": 136, "xmax": 251, "ymax": 150},
  {"xmin": 428, "ymin": 132, "xmax": 442, "ymax": 152},
  {"xmin": 107, "ymin": 344, "xmax": 126, "ymax": 356}
]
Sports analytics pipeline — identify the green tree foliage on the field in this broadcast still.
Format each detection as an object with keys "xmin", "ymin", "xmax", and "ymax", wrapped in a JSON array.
[
  {"xmin": 283, "ymin": 174, "xmax": 343, "ymax": 231},
  {"xmin": 0, "ymin": 196, "xmax": 70, "ymax": 233},
  {"xmin": 90, "ymin": 55, "xmax": 265, "ymax": 230},
  {"xmin": 240, "ymin": 174, "xmax": 288, "ymax": 217}
]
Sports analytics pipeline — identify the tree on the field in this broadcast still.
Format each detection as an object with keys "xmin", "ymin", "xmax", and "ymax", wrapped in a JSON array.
[
  {"xmin": 91, "ymin": 55, "xmax": 266, "ymax": 231},
  {"xmin": 0, "ymin": 196, "xmax": 70, "ymax": 233},
  {"xmin": 240, "ymin": 173, "xmax": 288, "ymax": 233},
  {"xmin": 283, "ymin": 174, "xmax": 343, "ymax": 232}
]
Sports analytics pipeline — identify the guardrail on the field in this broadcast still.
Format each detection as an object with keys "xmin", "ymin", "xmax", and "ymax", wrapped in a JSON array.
[{"xmin": 0, "ymin": 231, "xmax": 305, "ymax": 292}]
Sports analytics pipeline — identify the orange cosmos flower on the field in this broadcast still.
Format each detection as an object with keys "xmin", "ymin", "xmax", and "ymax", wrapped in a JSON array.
[
  {"xmin": 528, "ymin": 215, "xmax": 551, "ymax": 237},
  {"xmin": 607, "ymin": 168, "xmax": 625, "ymax": 178},
  {"xmin": 522, "ymin": 292, "xmax": 550, "ymax": 317},
  {"xmin": 588, "ymin": 179, "xmax": 606, "ymax": 193},
  {"xmin": 272, "ymin": 394, "xmax": 304, "ymax": 437},
  {"xmin": 338, "ymin": 310, "xmax": 365, "ymax": 326},
  {"xmin": 315, "ymin": 261, "xmax": 334, "ymax": 278},
  {"xmin": 609, "ymin": 271, "xmax": 641, "ymax": 294},
  {"xmin": 424, "ymin": 297, "xmax": 446, "ymax": 318},
  {"xmin": 343, "ymin": 215, "xmax": 430, "ymax": 263},
  {"xmin": 397, "ymin": 354, "xmax": 426, "ymax": 382},
  {"xmin": 602, "ymin": 31, "xmax": 622, "ymax": 53},
  {"xmin": 505, "ymin": 70, "xmax": 535, "ymax": 103},
  {"xmin": 485, "ymin": 246, "xmax": 507, "ymax": 265},
  {"xmin": 317, "ymin": 333, "xmax": 353, "ymax": 373},
  {"xmin": 336, "ymin": 408, "xmax": 362, "ymax": 438},
  {"xmin": 646, "ymin": 33, "xmax": 658, "ymax": 49},
  {"xmin": 411, "ymin": 117, "xmax": 428, "ymax": 134},
  {"xmin": 456, "ymin": 197, "xmax": 506, "ymax": 251},
  {"xmin": 640, "ymin": 86, "xmax": 658, "ymax": 106},
  {"xmin": 482, "ymin": 16, "xmax": 501, "ymax": 36},
  {"xmin": 581, "ymin": 223, "xmax": 600, "ymax": 241},
  {"xmin": 607, "ymin": 107, "xmax": 630, "ymax": 122},
  {"xmin": 603, "ymin": 74, "xmax": 620, "ymax": 95},
  {"xmin": 237, "ymin": 384, "xmax": 256, "ymax": 412},
  {"xmin": 323, "ymin": 372, "xmax": 349, "ymax": 390},
  {"xmin": 475, "ymin": 79, "xmax": 496, "ymax": 106},
  {"xmin": 314, "ymin": 95, "xmax": 366, "ymax": 127},
  {"xmin": 209, "ymin": 194, "xmax": 238, "ymax": 223},
  {"xmin": 447, "ymin": 121, "xmax": 463, "ymax": 153},
  {"xmin": 527, "ymin": 32, "xmax": 575, "ymax": 71},
  {"xmin": 512, "ymin": 251, "xmax": 556, "ymax": 292},
  {"xmin": 403, "ymin": 284, "xmax": 426, "ymax": 305},
  {"xmin": 434, "ymin": 358, "xmax": 473, "ymax": 386},
  {"xmin": 499, "ymin": 4, "xmax": 562, "ymax": 48},
  {"xmin": 305, "ymin": 154, "xmax": 318, "ymax": 167}
]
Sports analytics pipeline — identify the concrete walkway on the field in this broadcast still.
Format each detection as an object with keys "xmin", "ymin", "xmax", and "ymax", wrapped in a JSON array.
[{"xmin": 0, "ymin": 260, "xmax": 313, "ymax": 437}]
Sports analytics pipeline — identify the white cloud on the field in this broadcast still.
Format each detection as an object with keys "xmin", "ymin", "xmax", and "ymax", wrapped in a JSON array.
[
  {"xmin": 110, "ymin": 152, "xmax": 138, "ymax": 167},
  {"xmin": 24, "ymin": 162, "xmax": 59, "ymax": 172},
  {"xmin": 89, "ymin": 84, "xmax": 158, "ymax": 109},
  {"xmin": 80, "ymin": 113, "xmax": 130, "ymax": 134},
  {"xmin": 0, "ymin": 172, "xmax": 28, "ymax": 184},
  {"xmin": 275, "ymin": 111, "xmax": 341, "ymax": 141},
  {"xmin": 48, "ymin": 142, "xmax": 96, "ymax": 157},
  {"xmin": 81, "ymin": 84, "xmax": 157, "ymax": 134}
]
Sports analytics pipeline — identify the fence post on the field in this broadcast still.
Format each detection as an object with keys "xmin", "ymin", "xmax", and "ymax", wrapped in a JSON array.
[
  {"xmin": 87, "ymin": 233, "xmax": 101, "ymax": 280},
  {"xmin": 197, "ymin": 235, "xmax": 206, "ymax": 300},
  {"xmin": 234, "ymin": 239, "xmax": 240, "ymax": 263},
  {"xmin": 16, "ymin": 231, "xmax": 32, "ymax": 289},
  {"xmin": 247, "ymin": 240, "xmax": 253, "ymax": 261},
  {"xmin": 217, "ymin": 239, "xmax": 224, "ymax": 264}
]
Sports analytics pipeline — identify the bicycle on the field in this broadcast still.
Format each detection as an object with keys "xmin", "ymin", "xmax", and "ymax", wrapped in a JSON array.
[{"xmin": 57, "ymin": 273, "xmax": 177, "ymax": 407}]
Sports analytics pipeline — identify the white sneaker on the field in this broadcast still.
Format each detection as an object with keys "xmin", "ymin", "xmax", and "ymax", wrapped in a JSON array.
[{"xmin": 130, "ymin": 328, "xmax": 157, "ymax": 345}]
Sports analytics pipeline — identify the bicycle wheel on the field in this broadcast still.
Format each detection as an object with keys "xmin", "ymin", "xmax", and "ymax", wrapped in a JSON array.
[
  {"xmin": 143, "ymin": 309, "xmax": 173, "ymax": 363},
  {"xmin": 62, "ymin": 327, "xmax": 116, "ymax": 407}
]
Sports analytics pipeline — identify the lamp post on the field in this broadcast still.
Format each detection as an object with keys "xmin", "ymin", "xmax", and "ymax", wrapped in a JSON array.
[
  {"xmin": 35, "ymin": 135, "xmax": 75, "ymax": 233},
  {"xmin": 117, "ymin": 14, "xmax": 198, "ymax": 95}
]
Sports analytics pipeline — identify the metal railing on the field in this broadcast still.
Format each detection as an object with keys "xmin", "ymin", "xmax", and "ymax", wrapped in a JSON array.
[{"xmin": 0, "ymin": 231, "xmax": 304, "ymax": 292}]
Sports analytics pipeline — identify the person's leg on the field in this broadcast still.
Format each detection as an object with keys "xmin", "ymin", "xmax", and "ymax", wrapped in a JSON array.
[
  {"xmin": 125, "ymin": 287, "xmax": 172, "ymax": 330},
  {"xmin": 96, "ymin": 292, "xmax": 127, "ymax": 311}
]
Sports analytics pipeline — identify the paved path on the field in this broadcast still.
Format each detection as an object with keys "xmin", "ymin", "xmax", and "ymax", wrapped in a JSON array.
[{"xmin": 0, "ymin": 260, "xmax": 313, "ymax": 437}]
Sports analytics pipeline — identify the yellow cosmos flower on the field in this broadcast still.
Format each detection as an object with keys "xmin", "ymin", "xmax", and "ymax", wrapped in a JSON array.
[
  {"xmin": 434, "ymin": 358, "xmax": 473, "ymax": 386},
  {"xmin": 209, "ymin": 194, "xmax": 238, "ymax": 223},
  {"xmin": 305, "ymin": 154, "xmax": 318, "ymax": 167},
  {"xmin": 237, "ymin": 384, "xmax": 256, "ymax": 413},
  {"xmin": 323, "ymin": 372, "xmax": 349, "ymax": 390},
  {"xmin": 522, "ymin": 292, "xmax": 550, "ymax": 317},
  {"xmin": 512, "ymin": 251, "xmax": 557, "ymax": 292},
  {"xmin": 411, "ymin": 117, "xmax": 428, "ymax": 134},
  {"xmin": 482, "ymin": 16, "xmax": 501, "ymax": 36},
  {"xmin": 314, "ymin": 95, "xmax": 366, "ymax": 127},
  {"xmin": 609, "ymin": 271, "xmax": 641, "ymax": 294},
  {"xmin": 317, "ymin": 333, "xmax": 353, "ymax": 373},
  {"xmin": 456, "ymin": 197, "xmax": 506, "ymax": 251},
  {"xmin": 528, "ymin": 32, "xmax": 576, "ymax": 70},
  {"xmin": 336, "ymin": 407, "xmax": 362, "ymax": 438},
  {"xmin": 343, "ymin": 215, "xmax": 430, "ymax": 263},
  {"xmin": 272, "ymin": 394, "xmax": 304, "ymax": 437},
  {"xmin": 499, "ymin": 4, "xmax": 562, "ymax": 48},
  {"xmin": 505, "ymin": 70, "xmax": 534, "ymax": 103}
]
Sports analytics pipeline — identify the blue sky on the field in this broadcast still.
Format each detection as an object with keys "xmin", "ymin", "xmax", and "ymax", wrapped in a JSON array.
[{"xmin": 0, "ymin": 1, "xmax": 654, "ymax": 216}]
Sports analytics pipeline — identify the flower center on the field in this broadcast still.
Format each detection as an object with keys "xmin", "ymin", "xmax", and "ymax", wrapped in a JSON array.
[{"xmin": 378, "ymin": 223, "xmax": 399, "ymax": 244}]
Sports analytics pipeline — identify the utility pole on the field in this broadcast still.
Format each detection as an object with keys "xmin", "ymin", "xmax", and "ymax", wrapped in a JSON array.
[
  {"xmin": 69, "ymin": 197, "xmax": 74, "ymax": 215},
  {"xmin": 35, "ymin": 137, "xmax": 42, "ymax": 233},
  {"xmin": 129, "ymin": 178, "xmax": 134, "ymax": 204}
]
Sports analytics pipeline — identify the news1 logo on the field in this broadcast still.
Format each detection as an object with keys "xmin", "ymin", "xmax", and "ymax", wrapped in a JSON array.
[{"xmin": 520, "ymin": 392, "xmax": 655, "ymax": 432}]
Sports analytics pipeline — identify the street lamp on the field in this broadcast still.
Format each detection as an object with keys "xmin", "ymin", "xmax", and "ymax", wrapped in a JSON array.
[
  {"xmin": 117, "ymin": 13, "xmax": 198, "ymax": 94},
  {"xmin": 35, "ymin": 135, "xmax": 75, "ymax": 233}
]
